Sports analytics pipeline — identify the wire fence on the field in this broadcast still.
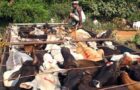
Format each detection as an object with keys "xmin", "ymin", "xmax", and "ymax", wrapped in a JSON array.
[
  {"xmin": 0, "ymin": 65, "xmax": 140, "ymax": 90},
  {"xmin": 1, "ymin": 46, "xmax": 140, "ymax": 67},
  {"xmin": 99, "ymin": 82, "xmax": 140, "ymax": 90},
  {"xmin": 0, "ymin": 24, "xmax": 140, "ymax": 89},
  {"xmin": 0, "ymin": 44, "xmax": 122, "ymax": 53},
  {"xmin": 0, "ymin": 65, "xmax": 102, "ymax": 82}
]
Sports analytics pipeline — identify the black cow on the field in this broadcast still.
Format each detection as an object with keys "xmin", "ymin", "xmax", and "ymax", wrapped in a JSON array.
[
  {"xmin": 97, "ymin": 29, "xmax": 112, "ymax": 39},
  {"xmin": 91, "ymin": 62, "xmax": 121, "ymax": 88},
  {"xmin": 121, "ymin": 64, "xmax": 140, "ymax": 81},
  {"xmin": 18, "ymin": 30, "xmax": 48, "ymax": 39},
  {"xmin": 60, "ymin": 47, "xmax": 105, "ymax": 90},
  {"xmin": 7, "ymin": 51, "xmax": 46, "ymax": 90},
  {"xmin": 61, "ymin": 60, "xmax": 105, "ymax": 90},
  {"xmin": 99, "ymin": 47, "xmax": 121, "ymax": 56},
  {"xmin": 7, "ymin": 61, "xmax": 39, "ymax": 90},
  {"xmin": 60, "ymin": 47, "xmax": 77, "ymax": 68}
]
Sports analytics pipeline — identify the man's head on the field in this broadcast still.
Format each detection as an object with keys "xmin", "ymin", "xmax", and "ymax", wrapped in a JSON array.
[{"xmin": 72, "ymin": 1, "xmax": 79, "ymax": 8}]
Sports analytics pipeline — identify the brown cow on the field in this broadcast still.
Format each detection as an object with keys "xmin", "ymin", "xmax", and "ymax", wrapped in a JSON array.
[{"xmin": 121, "ymin": 71, "xmax": 140, "ymax": 90}]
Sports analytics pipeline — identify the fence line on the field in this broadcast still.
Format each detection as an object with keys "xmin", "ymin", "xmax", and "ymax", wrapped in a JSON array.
[
  {"xmin": 0, "ymin": 65, "xmax": 102, "ymax": 82},
  {"xmin": 99, "ymin": 82, "xmax": 140, "ymax": 90},
  {"xmin": 0, "ymin": 65, "xmax": 139, "ymax": 90},
  {"xmin": 1, "ymin": 51, "xmax": 140, "ymax": 67},
  {"xmin": 0, "ymin": 44, "xmax": 122, "ymax": 54}
]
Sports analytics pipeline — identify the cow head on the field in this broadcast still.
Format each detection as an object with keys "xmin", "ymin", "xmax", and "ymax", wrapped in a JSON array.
[
  {"xmin": 61, "ymin": 47, "xmax": 77, "ymax": 68},
  {"xmin": 8, "ymin": 60, "xmax": 40, "ymax": 89},
  {"xmin": 40, "ymin": 53, "xmax": 58, "ymax": 72},
  {"xmin": 91, "ymin": 61, "xmax": 120, "ymax": 88},
  {"xmin": 62, "ymin": 70, "xmax": 84, "ymax": 90}
]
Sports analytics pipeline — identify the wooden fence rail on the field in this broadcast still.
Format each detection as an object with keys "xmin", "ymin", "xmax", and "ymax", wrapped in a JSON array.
[{"xmin": 0, "ymin": 38, "xmax": 113, "ymax": 46}]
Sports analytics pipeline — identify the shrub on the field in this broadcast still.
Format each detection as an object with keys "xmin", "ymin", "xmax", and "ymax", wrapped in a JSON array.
[
  {"xmin": 133, "ymin": 34, "xmax": 140, "ymax": 45},
  {"xmin": 0, "ymin": 0, "xmax": 49, "ymax": 23},
  {"xmin": 48, "ymin": 3, "xmax": 71, "ymax": 22},
  {"xmin": 128, "ymin": 12, "xmax": 140, "ymax": 22}
]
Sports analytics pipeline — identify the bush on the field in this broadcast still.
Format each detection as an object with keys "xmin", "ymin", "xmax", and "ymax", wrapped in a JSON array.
[
  {"xmin": 128, "ymin": 12, "xmax": 140, "ymax": 22},
  {"xmin": 0, "ymin": 0, "xmax": 49, "ymax": 23},
  {"xmin": 133, "ymin": 34, "xmax": 140, "ymax": 45},
  {"xmin": 79, "ymin": 0, "xmax": 139, "ymax": 21},
  {"xmin": 0, "ymin": 0, "xmax": 139, "ymax": 29},
  {"xmin": 83, "ymin": 17, "xmax": 117, "ymax": 32},
  {"xmin": 48, "ymin": 3, "xmax": 71, "ymax": 22}
]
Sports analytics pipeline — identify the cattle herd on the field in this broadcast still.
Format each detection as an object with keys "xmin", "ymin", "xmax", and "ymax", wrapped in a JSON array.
[{"xmin": 1, "ymin": 23, "xmax": 140, "ymax": 90}]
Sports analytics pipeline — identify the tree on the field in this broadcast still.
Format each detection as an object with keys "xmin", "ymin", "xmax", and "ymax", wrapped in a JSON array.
[
  {"xmin": 79, "ymin": 0, "xmax": 139, "ymax": 21},
  {"xmin": 0, "ymin": 0, "xmax": 49, "ymax": 23}
]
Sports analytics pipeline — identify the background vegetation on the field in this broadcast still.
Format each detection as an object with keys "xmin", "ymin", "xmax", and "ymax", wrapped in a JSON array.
[{"xmin": 0, "ymin": 0, "xmax": 140, "ymax": 31}]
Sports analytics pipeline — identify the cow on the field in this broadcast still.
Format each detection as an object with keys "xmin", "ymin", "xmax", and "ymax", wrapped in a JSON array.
[
  {"xmin": 96, "ymin": 29, "xmax": 112, "ymax": 39},
  {"xmin": 6, "ymin": 47, "xmax": 33, "ymax": 70},
  {"xmin": 133, "ymin": 21, "xmax": 140, "ymax": 30},
  {"xmin": 3, "ymin": 65, "xmax": 22, "ymax": 87},
  {"xmin": 91, "ymin": 62, "xmax": 121, "ymax": 88},
  {"xmin": 61, "ymin": 47, "xmax": 105, "ymax": 90},
  {"xmin": 4, "ymin": 60, "xmax": 39, "ymax": 90},
  {"xmin": 60, "ymin": 47, "xmax": 77, "ymax": 68},
  {"xmin": 102, "ymin": 41, "xmax": 117, "ymax": 50},
  {"xmin": 76, "ymin": 42, "xmax": 104, "ymax": 61},
  {"xmin": 70, "ymin": 28, "xmax": 91, "ymax": 40},
  {"xmin": 19, "ymin": 53, "xmax": 62, "ymax": 90},
  {"xmin": 61, "ymin": 60, "xmax": 105, "ymax": 90},
  {"xmin": 4, "ymin": 50, "xmax": 46, "ymax": 90},
  {"xmin": 111, "ymin": 52, "xmax": 140, "ymax": 65},
  {"xmin": 45, "ymin": 44, "xmax": 64, "ymax": 64},
  {"xmin": 121, "ymin": 65, "xmax": 140, "ymax": 81},
  {"xmin": 121, "ymin": 71, "xmax": 140, "ymax": 90}
]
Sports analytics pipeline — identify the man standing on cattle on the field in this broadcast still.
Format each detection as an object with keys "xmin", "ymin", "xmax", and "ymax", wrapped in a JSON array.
[{"xmin": 68, "ymin": 1, "xmax": 86, "ymax": 28}]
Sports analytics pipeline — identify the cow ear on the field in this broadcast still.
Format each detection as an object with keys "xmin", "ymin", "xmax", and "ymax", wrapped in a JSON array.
[{"xmin": 8, "ymin": 71, "xmax": 21, "ymax": 80}]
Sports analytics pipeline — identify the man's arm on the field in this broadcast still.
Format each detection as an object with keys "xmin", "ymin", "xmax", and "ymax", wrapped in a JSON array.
[
  {"xmin": 77, "ymin": 7, "xmax": 82, "ymax": 27},
  {"xmin": 64, "ymin": 10, "xmax": 72, "ymax": 23}
]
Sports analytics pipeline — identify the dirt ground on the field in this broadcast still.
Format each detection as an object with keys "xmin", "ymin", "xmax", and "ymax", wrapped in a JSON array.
[
  {"xmin": 113, "ymin": 30, "xmax": 140, "ymax": 51},
  {"xmin": 113, "ymin": 30, "xmax": 138, "ymax": 42}
]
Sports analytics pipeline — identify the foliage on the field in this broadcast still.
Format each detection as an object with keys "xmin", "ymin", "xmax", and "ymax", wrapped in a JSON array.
[
  {"xmin": 133, "ymin": 34, "xmax": 140, "ymax": 45},
  {"xmin": 48, "ymin": 2, "xmax": 71, "ymax": 22},
  {"xmin": 112, "ymin": 17, "xmax": 127, "ymax": 29},
  {"xmin": 79, "ymin": 0, "xmax": 139, "ymax": 20},
  {"xmin": 0, "ymin": 0, "xmax": 49, "ymax": 23},
  {"xmin": 83, "ymin": 17, "xmax": 117, "ymax": 32},
  {"xmin": 0, "ymin": 0, "xmax": 139, "ymax": 30},
  {"xmin": 128, "ymin": 12, "xmax": 140, "ymax": 21}
]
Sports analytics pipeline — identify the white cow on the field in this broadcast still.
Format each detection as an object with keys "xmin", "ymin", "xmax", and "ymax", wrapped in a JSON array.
[
  {"xmin": 30, "ymin": 27, "xmax": 44, "ymax": 35},
  {"xmin": 20, "ymin": 53, "xmax": 62, "ymax": 90},
  {"xmin": 87, "ymin": 41, "xmax": 98, "ymax": 50},
  {"xmin": 6, "ymin": 47, "xmax": 33, "ymax": 70},
  {"xmin": 45, "ymin": 34, "xmax": 64, "ymax": 63},
  {"xmin": 96, "ymin": 31, "xmax": 107, "ymax": 38},
  {"xmin": 111, "ymin": 52, "xmax": 140, "ymax": 61},
  {"xmin": 71, "ymin": 29, "xmax": 91, "ymax": 40},
  {"xmin": 45, "ymin": 44, "xmax": 64, "ymax": 64},
  {"xmin": 133, "ymin": 21, "xmax": 140, "ymax": 30},
  {"xmin": 3, "ymin": 65, "xmax": 22, "ymax": 87},
  {"xmin": 102, "ymin": 41, "xmax": 116, "ymax": 50}
]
